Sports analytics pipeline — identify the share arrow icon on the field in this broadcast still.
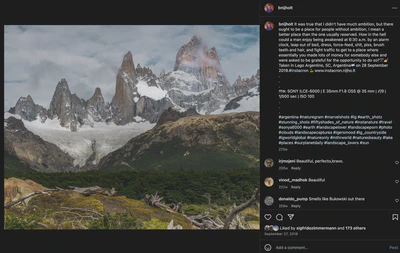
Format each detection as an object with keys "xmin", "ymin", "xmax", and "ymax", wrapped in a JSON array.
[{"xmin": 288, "ymin": 214, "xmax": 295, "ymax": 220}]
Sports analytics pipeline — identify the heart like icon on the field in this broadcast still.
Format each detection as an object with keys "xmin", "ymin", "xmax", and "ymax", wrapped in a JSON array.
[{"xmin": 264, "ymin": 214, "xmax": 272, "ymax": 220}]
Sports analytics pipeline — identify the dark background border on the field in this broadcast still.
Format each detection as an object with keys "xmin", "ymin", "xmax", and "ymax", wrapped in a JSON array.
[{"xmin": 2, "ymin": 0, "xmax": 260, "ymax": 252}]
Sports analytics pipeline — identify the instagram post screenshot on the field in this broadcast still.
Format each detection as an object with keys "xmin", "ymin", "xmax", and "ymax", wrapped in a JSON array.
[{"xmin": 3, "ymin": 0, "xmax": 399, "ymax": 252}]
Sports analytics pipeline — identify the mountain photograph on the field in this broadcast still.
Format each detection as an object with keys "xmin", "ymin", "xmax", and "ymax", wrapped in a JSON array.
[{"xmin": 4, "ymin": 25, "xmax": 260, "ymax": 230}]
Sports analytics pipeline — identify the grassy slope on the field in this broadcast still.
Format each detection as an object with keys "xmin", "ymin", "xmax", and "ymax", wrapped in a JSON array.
[
  {"xmin": 100, "ymin": 138, "xmax": 259, "ymax": 171},
  {"xmin": 6, "ymin": 190, "xmax": 192, "ymax": 229},
  {"xmin": 100, "ymin": 113, "xmax": 260, "ymax": 172},
  {"xmin": 5, "ymin": 190, "xmax": 259, "ymax": 230}
]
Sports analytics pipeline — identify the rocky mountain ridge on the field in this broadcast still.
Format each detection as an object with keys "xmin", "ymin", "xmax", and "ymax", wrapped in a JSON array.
[
  {"xmin": 4, "ymin": 115, "xmax": 78, "ymax": 172},
  {"xmin": 97, "ymin": 111, "xmax": 260, "ymax": 171},
  {"xmin": 7, "ymin": 35, "xmax": 259, "ymax": 131}
]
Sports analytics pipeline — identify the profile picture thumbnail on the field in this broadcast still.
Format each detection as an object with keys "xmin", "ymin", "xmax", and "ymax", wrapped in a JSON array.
[
  {"xmin": 264, "ymin": 3, "xmax": 274, "ymax": 13},
  {"xmin": 264, "ymin": 177, "xmax": 274, "ymax": 187},
  {"xmin": 264, "ymin": 21, "xmax": 274, "ymax": 31},
  {"xmin": 264, "ymin": 225, "xmax": 274, "ymax": 231},
  {"xmin": 264, "ymin": 158, "xmax": 274, "ymax": 168},
  {"xmin": 272, "ymin": 225, "xmax": 279, "ymax": 231},
  {"xmin": 264, "ymin": 196, "xmax": 274, "ymax": 206}
]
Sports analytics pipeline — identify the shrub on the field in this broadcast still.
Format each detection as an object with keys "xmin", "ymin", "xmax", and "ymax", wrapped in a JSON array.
[
  {"xmin": 141, "ymin": 217, "xmax": 169, "ymax": 229},
  {"xmin": 4, "ymin": 212, "xmax": 41, "ymax": 230},
  {"xmin": 88, "ymin": 212, "xmax": 139, "ymax": 230}
]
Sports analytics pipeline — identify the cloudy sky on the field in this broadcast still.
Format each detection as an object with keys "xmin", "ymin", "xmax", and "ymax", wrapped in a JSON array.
[{"xmin": 4, "ymin": 25, "xmax": 259, "ymax": 111}]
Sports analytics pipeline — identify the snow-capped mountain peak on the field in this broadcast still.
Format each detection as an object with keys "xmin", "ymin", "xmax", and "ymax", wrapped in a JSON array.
[
  {"xmin": 5, "ymin": 35, "xmax": 259, "ymax": 172},
  {"xmin": 173, "ymin": 35, "xmax": 230, "ymax": 89}
]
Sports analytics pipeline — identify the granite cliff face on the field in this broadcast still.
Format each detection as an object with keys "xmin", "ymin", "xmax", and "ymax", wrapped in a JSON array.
[
  {"xmin": 109, "ymin": 52, "xmax": 175, "ymax": 124},
  {"xmin": 136, "ymin": 63, "xmax": 158, "ymax": 87},
  {"xmin": 10, "ymin": 95, "xmax": 48, "ymax": 123},
  {"xmin": 9, "ymin": 80, "xmax": 116, "ymax": 132},
  {"xmin": 111, "ymin": 51, "xmax": 138, "ymax": 124},
  {"xmin": 70, "ymin": 93, "xmax": 87, "ymax": 125},
  {"xmin": 173, "ymin": 35, "xmax": 230, "ymax": 89},
  {"xmin": 87, "ymin": 87, "xmax": 111, "ymax": 122},
  {"xmin": 158, "ymin": 36, "xmax": 258, "ymax": 114},
  {"xmin": 46, "ymin": 79, "xmax": 113, "ymax": 131},
  {"xmin": 135, "ymin": 96, "xmax": 174, "ymax": 123},
  {"xmin": 232, "ymin": 69, "xmax": 260, "ymax": 88},
  {"xmin": 48, "ymin": 78, "xmax": 78, "ymax": 131},
  {"xmin": 161, "ymin": 68, "xmax": 259, "ymax": 114}
]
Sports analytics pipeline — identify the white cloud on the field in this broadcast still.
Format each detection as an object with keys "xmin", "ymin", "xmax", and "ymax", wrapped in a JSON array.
[
  {"xmin": 220, "ymin": 41, "xmax": 260, "ymax": 83},
  {"xmin": 4, "ymin": 25, "xmax": 259, "ymax": 111}
]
